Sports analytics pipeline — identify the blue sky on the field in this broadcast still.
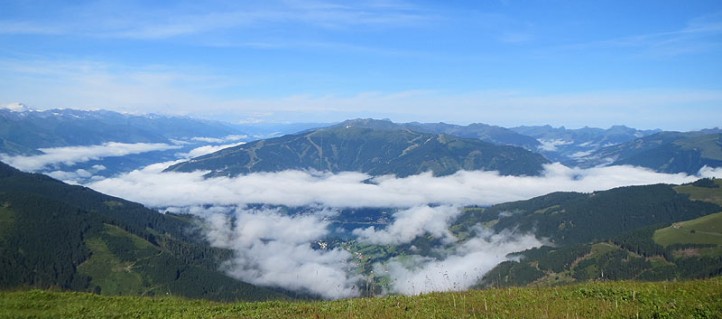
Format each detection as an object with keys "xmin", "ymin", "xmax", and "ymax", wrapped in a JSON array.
[{"xmin": 1, "ymin": 0, "xmax": 721, "ymax": 130}]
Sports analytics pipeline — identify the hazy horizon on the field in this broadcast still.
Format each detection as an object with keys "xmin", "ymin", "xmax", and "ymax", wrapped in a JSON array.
[
  {"xmin": 3, "ymin": 102, "xmax": 720, "ymax": 132},
  {"xmin": 2, "ymin": 1, "xmax": 721, "ymax": 131}
]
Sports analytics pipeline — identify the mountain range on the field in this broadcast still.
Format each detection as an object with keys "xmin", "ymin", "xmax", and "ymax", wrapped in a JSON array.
[
  {"xmin": 575, "ymin": 131, "xmax": 722, "ymax": 174},
  {"xmin": 0, "ymin": 106, "xmax": 244, "ymax": 155},
  {"xmin": 165, "ymin": 119, "xmax": 550, "ymax": 177},
  {"xmin": 4, "ymin": 158, "xmax": 720, "ymax": 299},
  {"xmin": 2, "ymin": 106, "xmax": 722, "ymax": 301},
  {"xmin": 510, "ymin": 125, "xmax": 661, "ymax": 164},
  {"xmin": 4, "ymin": 106, "xmax": 721, "ymax": 177}
]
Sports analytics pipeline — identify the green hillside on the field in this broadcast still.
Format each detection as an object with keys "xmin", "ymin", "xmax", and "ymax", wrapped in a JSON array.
[
  {"xmin": 166, "ymin": 119, "xmax": 549, "ymax": 177},
  {"xmin": 463, "ymin": 180, "xmax": 722, "ymax": 288},
  {"xmin": 653, "ymin": 212, "xmax": 722, "ymax": 251},
  {"xmin": 0, "ymin": 161, "xmax": 287, "ymax": 301},
  {"xmin": 652, "ymin": 178, "xmax": 722, "ymax": 254},
  {"xmin": 1, "ymin": 278, "xmax": 720, "ymax": 318},
  {"xmin": 471, "ymin": 183, "xmax": 721, "ymax": 245}
]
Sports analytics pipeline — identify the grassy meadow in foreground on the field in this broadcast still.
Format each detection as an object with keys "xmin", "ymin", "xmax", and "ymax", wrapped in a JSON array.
[{"xmin": 2, "ymin": 278, "xmax": 721, "ymax": 319}]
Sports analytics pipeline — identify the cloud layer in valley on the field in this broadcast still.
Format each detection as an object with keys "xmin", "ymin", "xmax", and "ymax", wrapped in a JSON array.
[
  {"xmin": 196, "ymin": 207, "xmax": 360, "ymax": 299},
  {"xmin": 180, "ymin": 142, "xmax": 246, "ymax": 158},
  {"xmin": 377, "ymin": 229, "xmax": 543, "ymax": 295},
  {"xmin": 182, "ymin": 204, "xmax": 543, "ymax": 299},
  {"xmin": 5, "ymin": 152, "xmax": 714, "ymax": 299},
  {"xmin": 353, "ymin": 205, "xmax": 463, "ymax": 245},
  {"xmin": 77, "ymin": 161, "xmax": 722, "ymax": 299},
  {"xmin": 87, "ymin": 162, "xmax": 716, "ymax": 209},
  {"xmin": 0, "ymin": 142, "xmax": 180, "ymax": 171}
]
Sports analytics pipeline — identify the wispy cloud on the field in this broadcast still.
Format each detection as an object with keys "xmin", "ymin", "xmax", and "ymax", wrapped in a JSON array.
[
  {"xmin": 180, "ymin": 143, "xmax": 246, "ymax": 159},
  {"xmin": 193, "ymin": 204, "xmax": 542, "ymax": 298},
  {"xmin": 0, "ymin": 58, "xmax": 228, "ymax": 114},
  {"xmin": 378, "ymin": 228, "xmax": 543, "ymax": 295},
  {"xmin": 0, "ymin": 0, "xmax": 430, "ymax": 40},
  {"xmin": 353, "ymin": 205, "xmax": 463, "ymax": 245},
  {"xmin": 0, "ymin": 142, "xmax": 180, "ymax": 171},
  {"xmin": 209, "ymin": 89, "xmax": 722, "ymax": 130},
  {"xmin": 0, "ymin": 21, "xmax": 63, "ymax": 35},
  {"xmin": 198, "ymin": 206, "xmax": 360, "ymax": 299},
  {"xmin": 3, "ymin": 55, "xmax": 721, "ymax": 130},
  {"xmin": 557, "ymin": 12, "xmax": 722, "ymax": 57}
]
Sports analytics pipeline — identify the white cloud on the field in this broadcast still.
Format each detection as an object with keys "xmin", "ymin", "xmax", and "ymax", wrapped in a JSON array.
[
  {"xmin": 190, "ymin": 135, "xmax": 247, "ymax": 143},
  {"xmin": 0, "ymin": 142, "xmax": 181, "ymax": 171},
  {"xmin": 378, "ymin": 228, "xmax": 543, "ymax": 295},
  {"xmin": 194, "ymin": 207, "xmax": 360, "ymax": 299},
  {"xmin": 45, "ymin": 165, "xmax": 106, "ymax": 185},
  {"xmin": 174, "ymin": 201, "xmax": 543, "ymax": 299},
  {"xmin": 570, "ymin": 150, "xmax": 594, "ymax": 159},
  {"xmin": 181, "ymin": 142, "xmax": 246, "ymax": 158},
  {"xmin": 78, "ymin": 162, "xmax": 721, "ymax": 299},
  {"xmin": 86, "ymin": 163, "xmax": 704, "ymax": 209},
  {"xmin": 0, "ymin": 102, "xmax": 29, "ymax": 112},
  {"xmin": 3, "ymin": 56, "xmax": 721, "ymax": 130},
  {"xmin": 558, "ymin": 12, "xmax": 722, "ymax": 58},
  {"xmin": 353, "ymin": 205, "xmax": 462, "ymax": 245},
  {"xmin": 699, "ymin": 166, "xmax": 722, "ymax": 178},
  {"xmin": 537, "ymin": 139, "xmax": 572, "ymax": 152},
  {"xmin": 2, "ymin": 1, "xmax": 429, "ymax": 40}
]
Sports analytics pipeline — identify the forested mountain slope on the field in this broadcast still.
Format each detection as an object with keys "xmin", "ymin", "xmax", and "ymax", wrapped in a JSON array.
[
  {"xmin": 454, "ymin": 179, "xmax": 722, "ymax": 287},
  {"xmin": 0, "ymin": 161, "xmax": 287, "ymax": 301},
  {"xmin": 166, "ymin": 119, "xmax": 549, "ymax": 177}
]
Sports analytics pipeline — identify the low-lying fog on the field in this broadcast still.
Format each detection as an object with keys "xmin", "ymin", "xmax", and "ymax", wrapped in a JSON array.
[{"xmin": 5, "ymin": 142, "xmax": 722, "ymax": 299}]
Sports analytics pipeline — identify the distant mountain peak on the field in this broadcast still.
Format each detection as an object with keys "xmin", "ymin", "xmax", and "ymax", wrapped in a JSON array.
[
  {"xmin": 335, "ymin": 118, "xmax": 399, "ymax": 130},
  {"xmin": 1, "ymin": 102, "xmax": 30, "ymax": 112},
  {"xmin": 166, "ymin": 119, "xmax": 550, "ymax": 177}
]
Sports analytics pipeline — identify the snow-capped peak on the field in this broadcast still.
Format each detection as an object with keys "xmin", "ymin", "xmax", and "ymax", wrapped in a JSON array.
[{"xmin": 1, "ymin": 102, "xmax": 30, "ymax": 112}]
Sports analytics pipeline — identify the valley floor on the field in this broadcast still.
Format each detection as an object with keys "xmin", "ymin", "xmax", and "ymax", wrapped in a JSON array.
[{"xmin": 2, "ymin": 278, "xmax": 721, "ymax": 318}]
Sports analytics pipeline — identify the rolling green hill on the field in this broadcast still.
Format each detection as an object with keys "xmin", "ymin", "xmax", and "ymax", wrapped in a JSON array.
[
  {"xmin": 652, "ymin": 178, "xmax": 722, "ymax": 254},
  {"xmin": 166, "ymin": 119, "xmax": 550, "ymax": 177},
  {"xmin": 457, "ymin": 180, "xmax": 722, "ymax": 288},
  {"xmin": 0, "ymin": 161, "xmax": 288, "ymax": 301}
]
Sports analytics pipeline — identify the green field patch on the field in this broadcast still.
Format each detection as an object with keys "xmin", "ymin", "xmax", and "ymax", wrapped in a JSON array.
[
  {"xmin": 77, "ymin": 224, "xmax": 162, "ymax": 295},
  {"xmin": 675, "ymin": 180, "xmax": 722, "ymax": 206},
  {"xmin": 77, "ymin": 236, "xmax": 145, "ymax": 295},
  {"xmin": 589, "ymin": 242, "xmax": 619, "ymax": 256},
  {"xmin": 103, "ymin": 223, "xmax": 157, "ymax": 254},
  {"xmin": 653, "ymin": 212, "xmax": 722, "ymax": 248}
]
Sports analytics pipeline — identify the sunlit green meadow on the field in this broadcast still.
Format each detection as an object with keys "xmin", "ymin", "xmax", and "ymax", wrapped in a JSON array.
[{"xmin": 2, "ymin": 278, "xmax": 721, "ymax": 318}]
